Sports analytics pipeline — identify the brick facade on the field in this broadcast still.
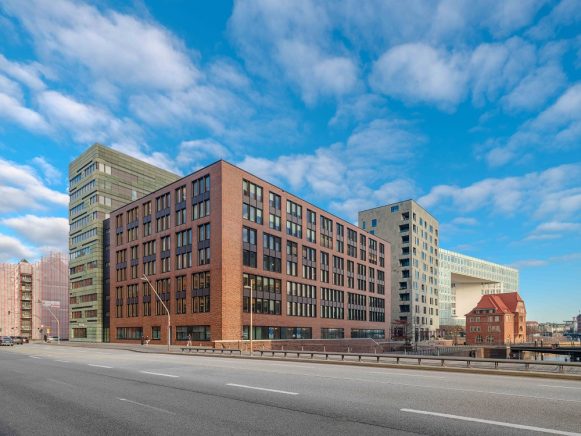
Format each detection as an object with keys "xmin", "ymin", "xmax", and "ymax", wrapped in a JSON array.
[
  {"xmin": 109, "ymin": 161, "xmax": 391, "ymax": 345},
  {"xmin": 465, "ymin": 292, "xmax": 526, "ymax": 345}
]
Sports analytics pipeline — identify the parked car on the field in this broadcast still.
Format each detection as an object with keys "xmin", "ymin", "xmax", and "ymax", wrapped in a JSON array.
[
  {"xmin": 46, "ymin": 336, "xmax": 60, "ymax": 343},
  {"xmin": 21, "ymin": 336, "xmax": 29, "ymax": 344},
  {"xmin": 10, "ymin": 336, "xmax": 23, "ymax": 345},
  {"xmin": 0, "ymin": 336, "xmax": 14, "ymax": 346}
]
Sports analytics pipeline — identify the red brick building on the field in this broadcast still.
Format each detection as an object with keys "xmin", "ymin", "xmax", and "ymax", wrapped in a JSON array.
[
  {"xmin": 465, "ymin": 292, "xmax": 526, "ymax": 345},
  {"xmin": 109, "ymin": 160, "xmax": 391, "ymax": 345}
]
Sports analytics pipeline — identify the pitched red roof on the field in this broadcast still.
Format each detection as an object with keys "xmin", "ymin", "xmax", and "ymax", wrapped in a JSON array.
[{"xmin": 466, "ymin": 292, "xmax": 524, "ymax": 316}]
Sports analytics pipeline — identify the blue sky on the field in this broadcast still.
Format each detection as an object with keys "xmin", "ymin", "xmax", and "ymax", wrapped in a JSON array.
[{"xmin": 0, "ymin": 0, "xmax": 579, "ymax": 322}]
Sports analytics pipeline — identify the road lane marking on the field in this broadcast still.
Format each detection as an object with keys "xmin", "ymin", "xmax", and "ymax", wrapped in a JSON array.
[
  {"xmin": 118, "ymin": 398, "xmax": 175, "ymax": 415},
  {"xmin": 539, "ymin": 384, "xmax": 581, "ymax": 390},
  {"xmin": 139, "ymin": 371, "xmax": 179, "ymax": 378},
  {"xmin": 401, "ymin": 409, "xmax": 581, "ymax": 436},
  {"xmin": 370, "ymin": 371, "xmax": 444, "ymax": 379},
  {"xmin": 88, "ymin": 364, "xmax": 113, "ymax": 368},
  {"xmin": 55, "ymin": 360, "xmax": 70, "ymax": 363},
  {"xmin": 29, "ymin": 356, "xmax": 42, "ymax": 359},
  {"xmin": 227, "ymin": 383, "xmax": 298, "ymax": 395}
]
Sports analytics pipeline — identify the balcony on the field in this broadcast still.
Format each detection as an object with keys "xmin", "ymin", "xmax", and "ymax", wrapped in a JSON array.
[{"xmin": 21, "ymin": 293, "xmax": 32, "ymax": 301}]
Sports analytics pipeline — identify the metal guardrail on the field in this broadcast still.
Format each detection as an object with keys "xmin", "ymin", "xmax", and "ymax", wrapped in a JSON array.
[
  {"xmin": 255, "ymin": 349, "xmax": 581, "ymax": 373},
  {"xmin": 181, "ymin": 346, "xmax": 241, "ymax": 355}
]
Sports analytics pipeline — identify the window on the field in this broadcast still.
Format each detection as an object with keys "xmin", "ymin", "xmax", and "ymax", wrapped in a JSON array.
[
  {"xmin": 127, "ymin": 207, "xmax": 139, "ymax": 242},
  {"xmin": 116, "ymin": 327, "xmax": 143, "ymax": 340},
  {"xmin": 348, "ymin": 293, "xmax": 366, "ymax": 321},
  {"xmin": 143, "ymin": 240, "xmax": 156, "ymax": 275},
  {"xmin": 156, "ymin": 193, "xmax": 171, "ymax": 232},
  {"xmin": 347, "ymin": 260, "xmax": 355, "ymax": 289},
  {"xmin": 332, "ymin": 255, "xmax": 344, "ymax": 286},
  {"xmin": 155, "ymin": 278, "xmax": 171, "ymax": 315},
  {"xmin": 379, "ymin": 243, "xmax": 385, "ymax": 267},
  {"xmin": 192, "ymin": 271, "xmax": 211, "ymax": 313},
  {"xmin": 286, "ymin": 240, "xmax": 298, "ymax": 276},
  {"xmin": 286, "ymin": 281, "xmax": 316, "ymax": 317},
  {"xmin": 369, "ymin": 296, "xmax": 385, "ymax": 322},
  {"xmin": 269, "ymin": 192, "xmax": 282, "ymax": 231},
  {"xmin": 351, "ymin": 329, "xmax": 385, "ymax": 339},
  {"xmin": 302, "ymin": 246, "xmax": 317, "ymax": 280},
  {"xmin": 320, "ymin": 215, "xmax": 333, "ymax": 249},
  {"xmin": 321, "ymin": 288, "xmax": 344, "ymax": 319},
  {"xmin": 242, "ymin": 226, "xmax": 257, "ymax": 268},
  {"xmin": 143, "ymin": 282, "xmax": 151, "ymax": 316},
  {"xmin": 115, "ymin": 213, "xmax": 124, "ymax": 245},
  {"xmin": 243, "ymin": 273, "xmax": 281, "ymax": 315},
  {"xmin": 161, "ymin": 236, "xmax": 171, "ymax": 273},
  {"xmin": 286, "ymin": 200, "xmax": 302, "ymax": 238},
  {"xmin": 176, "ymin": 275, "xmax": 187, "ymax": 314},
  {"xmin": 360, "ymin": 234, "xmax": 367, "ymax": 261},
  {"xmin": 306, "ymin": 209, "xmax": 316, "ymax": 243},
  {"xmin": 357, "ymin": 264, "xmax": 367, "ymax": 291},
  {"xmin": 371, "ymin": 219, "xmax": 377, "ymax": 227},
  {"xmin": 336, "ymin": 223, "xmax": 344, "ymax": 253},
  {"xmin": 263, "ymin": 232, "xmax": 282, "ymax": 273},
  {"xmin": 115, "ymin": 286, "xmax": 124, "ymax": 318},
  {"xmin": 151, "ymin": 326, "xmax": 161, "ymax": 340},
  {"xmin": 176, "ymin": 326, "xmax": 211, "ymax": 341},
  {"xmin": 126, "ymin": 284, "xmax": 139, "ymax": 318},
  {"xmin": 176, "ymin": 229, "xmax": 192, "ymax": 269},
  {"xmin": 192, "ymin": 175, "xmax": 210, "ymax": 220},
  {"xmin": 143, "ymin": 201, "xmax": 152, "ymax": 236},
  {"xmin": 242, "ymin": 180, "xmax": 263, "ymax": 224},
  {"xmin": 116, "ymin": 249, "xmax": 127, "ymax": 282},
  {"xmin": 320, "ymin": 251, "xmax": 329, "ymax": 283},
  {"xmin": 198, "ymin": 223, "xmax": 211, "ymax": 265},
  {"xmin": 347, "ymin": 229, "xmax": 357, "ymax": 257},
  {"xmin": 391, "ymin": 205, "xmax": 399, "ymax": 213},
  {"xmin": 175, "ymin": 185, "xmax": 187, "ymax": 226}
]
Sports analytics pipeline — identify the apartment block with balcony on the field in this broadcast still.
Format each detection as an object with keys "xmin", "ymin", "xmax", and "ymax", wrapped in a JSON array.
[
  {"xmin": 359, "ymin": 200, "xmax": 439, "ymax": 342},
  {"xmin": 109, "ymin": 160, "xmax": 391, "ymax": 345},
  {"xmin": 68, "ymin": 144, "xmax": 179, "ymax": 342}
]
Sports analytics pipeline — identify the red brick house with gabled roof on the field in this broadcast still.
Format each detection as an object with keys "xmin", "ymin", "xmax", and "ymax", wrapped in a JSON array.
[{"xmin": 465, "ymin": 292, "xmax": 526, "ymax": 345}]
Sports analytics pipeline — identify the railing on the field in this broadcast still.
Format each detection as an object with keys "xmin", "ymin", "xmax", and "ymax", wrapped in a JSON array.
[
  {"xmin": 254, "ymin": 349, "xmax": 581, "ymax": 374},
  {"xmin": 181, "ymin": 346, "xmax": 242, "ymax": 355}
]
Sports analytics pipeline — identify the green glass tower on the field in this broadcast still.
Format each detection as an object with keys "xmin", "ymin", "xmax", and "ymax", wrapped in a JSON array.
[{"xmin": 68, "ymin": 144, "xmax": 179, "ymax": 342}]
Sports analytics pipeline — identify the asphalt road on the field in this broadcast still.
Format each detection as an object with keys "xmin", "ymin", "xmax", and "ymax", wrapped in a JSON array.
[{"xmin": 1, "ymin": 344, "xmax": 580, "ymax": 436}]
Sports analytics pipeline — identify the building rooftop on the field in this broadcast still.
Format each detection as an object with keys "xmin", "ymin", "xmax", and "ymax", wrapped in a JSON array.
[{"xmin": 467, "ymin": 292, "xmax": 524, "ymax": 316}]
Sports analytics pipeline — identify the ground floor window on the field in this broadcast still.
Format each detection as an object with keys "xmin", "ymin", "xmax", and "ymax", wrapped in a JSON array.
[
  {"xmin": 176, "ymin": 325, "xmax": 211, "ymax": 341},
  {"xmin": 242, "ymin": 326, "xmax": 312, "ymax": 340},
  {"xmin": 116, "ymin": 327, "xmax": 143, "ymax": 340},
  {"xmin": 73, "ymin": 328, "xmax": 87, "ymax": 338},
  {"xmin": 351, "ymin": 329, "xmax": 385, "ymax": 339},
  {"xmin": 321, "ymin": 328, "xmax": 344, "ymax": 339},
  {"xmin": 152, "ymin": 326, "xmax": 161, "ymax": 340}
]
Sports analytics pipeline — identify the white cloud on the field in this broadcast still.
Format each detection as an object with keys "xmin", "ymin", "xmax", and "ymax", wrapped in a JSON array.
[
  {"xmin": 37, "ymin": 90, "xmax": 142, "ymax": 145},
  {"xmin": 502, "ymin": 64, "xmax": 566, "ymax": 111},
  {"xmin": 526, "ymin": 221, "xmax": 581, "ymax": 241},
  {"xmin": 419, "ymin": 163, "xmax": 581, "ymax": 219},
  {"xmin": 370, "ymin": 43, "xmax": 466, "ymax": 109},
  {"xmin": 31, "ymin": 157, "xmax": 62, "ymax": 184},
  {"xmin": 1, "ymin": 215, "xmax": 68, "ymax": 251},
  {"xmin": 0, "ymin": 92, "xmax": 50, "ymax": 133},
  {"xmin": 451, "ymin": 217, "xmax": 478, "ymax": 226},
  {"xmin": 0, "ymin": 233, "xmax": 34, "ymax": 262},
  {"xmin": 485, "ymin": 84, "xmax": 581, "ymax": 166},
  {"xmin": 229, "ymin": 0, "xmax": 358, "ymax": 104},
  {"xmin": 177, "ymin": 139, "xmax": 230, "ymax": 171},
  {"xmin": 3, "ymin": 0, "xmax": 199, "ymax": 91},
  {"xmin": 511, "ymin": 252, "xmax": 581, "ymax": 269},
  {"xmin": 0, "ymin": 158, "xmax": 68, "ymax": 213},
  {"xmin": 0, "ymin": 54, "xmax": 46, "ymax": 90}
]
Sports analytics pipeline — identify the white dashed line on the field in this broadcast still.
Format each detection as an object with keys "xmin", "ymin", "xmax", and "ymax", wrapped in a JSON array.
[
  {"xmin": 227, "ymin": 383, "xmax": 298, "ymax": 395},
  {"xmin": 88, "ymin": 364, "xmax": 113, "ymax": 369},
  {"xmin": 401, "ymin": 409, "xmax": 581, "ymax": 435},
  {"xmin": 139, "ymin": 371, "xmax": 179, "ymax": 378},
  {"xmin": 118, "ymin": 398, "xmax": 175, "ymax": 415}
]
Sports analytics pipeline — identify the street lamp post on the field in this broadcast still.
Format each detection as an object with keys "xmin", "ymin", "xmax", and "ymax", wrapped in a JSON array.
[
  {"xmin": 243, "ymin": 279, "xmax": 255, "ymax": 356},
  {"xmin": 142, "ymin": 275, "xmax": 171, "ymax": 351},
  {"xmin": 37, "ymin": 300, "xmax": 60, "ymax": 344}
]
